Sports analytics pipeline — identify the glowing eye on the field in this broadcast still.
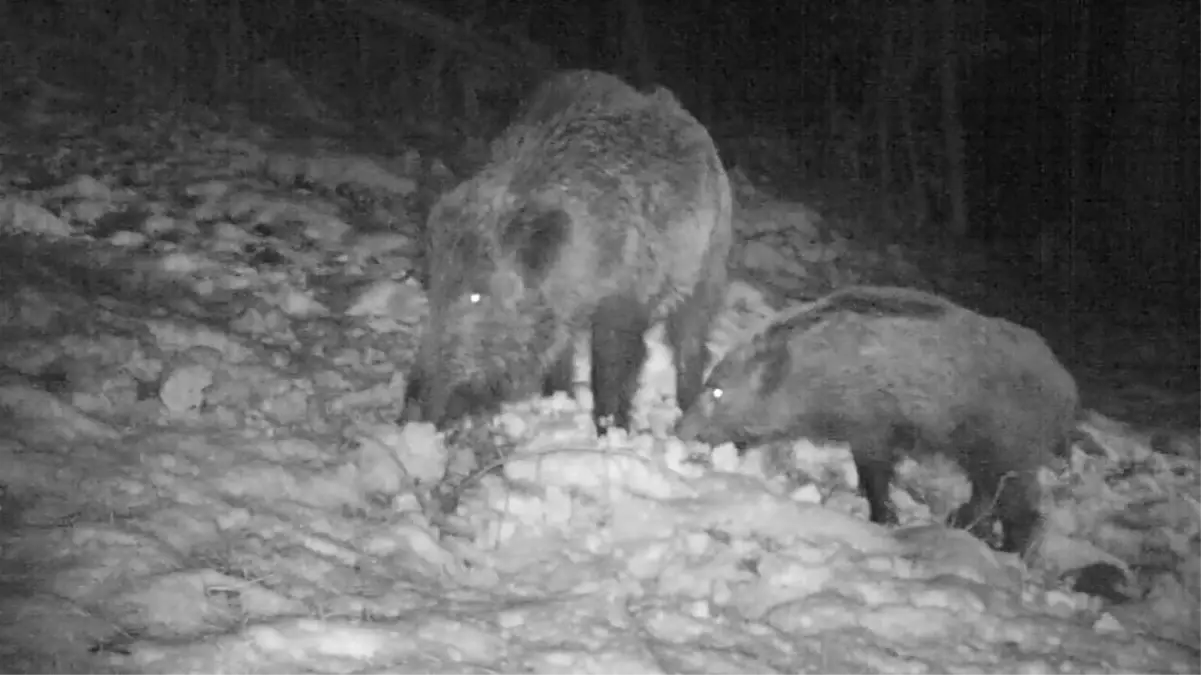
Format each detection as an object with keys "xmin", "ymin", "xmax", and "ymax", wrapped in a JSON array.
[
  {"xmin": 468, "ymin": 292, "xmax": 483, "ymax": 304},
  {"xmin": 711, "ymin": 388, "xmax": 724, "ymax": 401}
]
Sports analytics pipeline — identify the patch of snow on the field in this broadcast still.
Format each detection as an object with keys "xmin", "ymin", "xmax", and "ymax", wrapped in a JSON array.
[{"xmin": 0, "ymin": 81, "xmax": 1194, "ymax": 675}]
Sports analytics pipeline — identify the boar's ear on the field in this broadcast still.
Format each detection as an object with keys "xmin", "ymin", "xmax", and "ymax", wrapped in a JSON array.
[{"xmin": 501, "ymin": 205, "xmax": 572, "ymax": 282}]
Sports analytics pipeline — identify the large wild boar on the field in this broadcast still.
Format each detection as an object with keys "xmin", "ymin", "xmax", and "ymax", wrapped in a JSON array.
[{"xmin": 405, "ymin": 69, "xmax": 733, "ymax": 435}]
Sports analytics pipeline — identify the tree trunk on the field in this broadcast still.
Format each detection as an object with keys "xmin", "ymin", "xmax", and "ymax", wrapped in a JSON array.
[
  {"xmin": 1054, "ymin": 0, "xmax": 1091, "ymax": 353},
  {"xmin": 212, "ymin": 0, "xmax": 247, "ymax": 99},
  {"xmin": 348, "ymin": 0, "xmax": 551, "ymax": 78},
  {"xmin": 1120, "ymin": 5, "xmax": 1183, "ymax": 290},
  {"xmin": 692, "ymin": 0, "xmax": 715, "ymax": 121},
  {"xmin": 900, "ymin": 9, "xmax": 928, "ymax": 227},
  {"xmin": 350, "ymin": 17, "xmax": 366, "ymax": 114},
  {"xmin": 1178, "ymin": 0, "xmax": 1201, "ymax": 320},
  {"xmin": 936, "ymin": 0, "xmax": 968, "ymax": 236},
  {"xmin": 617, "ymin": 0, "xmax": 654, "ymax": 87},
  {"xmin": 875, "ymin": 10, "xmax": 896, "ymax": 224},
  {"xmin": 1068, "ymin": 0, "xmax": 1087, "ymax": 234}
]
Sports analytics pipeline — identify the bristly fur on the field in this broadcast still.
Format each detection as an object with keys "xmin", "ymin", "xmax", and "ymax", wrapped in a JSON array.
[
  {"xmin": 489, "ymin": 70, "xmax": 652, "ymax": 164},
  {"xmin": 406, "ymin": 69, "xmax": 733, "ymax": 436},
  {"xmin": 676, "ymin": 285, "xmax": 1079, "ymax": 555}
]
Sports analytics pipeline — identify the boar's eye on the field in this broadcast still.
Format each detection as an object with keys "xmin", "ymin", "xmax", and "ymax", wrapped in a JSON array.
[
  {"xmin": 462, "ymin": 277, "xmax": 490, "ymax": 304},
  {"xmin": 711, "ymin": 387, "xmax": 725, "ymax": 401}
]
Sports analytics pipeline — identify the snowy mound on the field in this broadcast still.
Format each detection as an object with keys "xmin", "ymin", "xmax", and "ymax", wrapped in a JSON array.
[{"xmin": 0, "ymin": 83, "xmax": 1194, "ymax": 673}]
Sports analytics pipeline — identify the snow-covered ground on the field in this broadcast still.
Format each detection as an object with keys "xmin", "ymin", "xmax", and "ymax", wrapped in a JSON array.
[{"xmin": 0, "ymin": 85, "xmax": 1197, "ymax": 674}]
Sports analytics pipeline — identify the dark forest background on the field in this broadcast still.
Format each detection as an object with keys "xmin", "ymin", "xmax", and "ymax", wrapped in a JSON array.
[{"xmin": 2, "ymin": 0, "xmax": 1198, "ymax": 323}]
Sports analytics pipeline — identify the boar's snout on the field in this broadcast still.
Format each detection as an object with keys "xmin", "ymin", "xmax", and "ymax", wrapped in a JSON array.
[{"xmin": 674, "ymin": 407, "xmax": 706, "ymax": 442}]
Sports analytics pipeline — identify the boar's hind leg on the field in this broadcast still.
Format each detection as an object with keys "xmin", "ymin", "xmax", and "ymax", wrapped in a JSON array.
[
  {"xmin": 666, "ymin": 278, "xmax": 723, "ymax": 413},
  {"xmin": 401, "ymin": 374, "xmax": 425, "ymax": 423},
  {"xmin": 542, "ymin": 344, "xmax": 575, "ymax": 398},
  {"xmin": 945, "ymin": 419, "xmax": 1042, "ymax": 554},
  {"xmin": 591, "ymin": 295, "xmax": 650, "ymax": 434},
  {"xmin": 952, "ymin": 461, "xmax": 1042, "ymax": 555},
  {"xmin": 996, "ymin": 477, "xmax": 1042, "ymax": 555},
  {"xmin": 855, "ymin": 454, "xmax": 900, "ymax": 526},
  {"xmin": 848, "ymin": 423, "xmax": 914, "ymax": 526}
]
